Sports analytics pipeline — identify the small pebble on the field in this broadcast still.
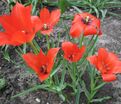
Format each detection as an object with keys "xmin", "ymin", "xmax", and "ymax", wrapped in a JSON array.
[
  {"xmin": 35, "ymin": 98, "xmax": 40, "ymax": 103},
  {"xmin": 70, "ymin": 9, "xmax": 73, "ymax": 12}
]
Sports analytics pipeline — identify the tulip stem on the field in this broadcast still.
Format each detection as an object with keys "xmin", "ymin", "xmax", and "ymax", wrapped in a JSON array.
[
  {"xmin": 79, "ymin": 35, "xmax": 98, "ymax": 65},
  {"xmin": 29, "ymin": 41, "xmax": 39, "ymax": 54},
  {"xmin": 79, "ymin": 34, "xmax": 84, "ymax": 47},
  {"xmin": 72, "ymin": 62, "xmax": 78, "ymax": 93},
  {"xmin": 87, "ymin": 35, "xmax": 95, "ymax": 46},
  {"xmin": 46, "ymin": 35, "xmax": 50, "ymax": 50}
]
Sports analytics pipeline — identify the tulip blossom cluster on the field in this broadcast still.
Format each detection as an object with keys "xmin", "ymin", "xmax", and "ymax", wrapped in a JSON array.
[
  {"xmin": 0, "ymin": 2, "xmax": 121, "ymax": 103},
  {"xmin": 0, "ymin": 3, "xmax": 60, "ymax": 46}
]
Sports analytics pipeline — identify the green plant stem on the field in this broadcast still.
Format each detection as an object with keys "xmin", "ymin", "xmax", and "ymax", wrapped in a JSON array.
[
  {"xmin": 79, "ymin": 34, "xmax": 84, "ymax": 47},
  {"xmin": 72, "ymin": 62, "xmax": 78, "ymax": 93},
  {"xmin": 86, "ymin": 65, "xmax": 107, "ymax": 104},
  {"xmin": 29, "ymin": 41, "xmax": 39, "ymax": 54},
  {"xmin": 79, "ymin": 35, "xmax": 98, "ymax": 65},
  {"xmin": 87, "ymin": 35, "xmax": 95, "ymax": 46},
  {"xmin": 46, "ymin": 35, "xmax": 50, "ymax": 50}
]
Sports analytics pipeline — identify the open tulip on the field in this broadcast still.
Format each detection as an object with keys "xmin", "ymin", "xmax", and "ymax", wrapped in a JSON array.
[
  {"xmin": 22, "ymin": 48, "xmax": 60, "ymax": 82},
  {"xmin": 0, "ymin": 3, "xmax": 38, "ymax": 46},
  {"xmin": 62, "ymin": 41, "xmax": 86, "ymax": 62},
  {"xmin": 70, "ymin": 12, "xmax": 102, "ymax": 38},
  {"xmin": 87, "ymin": 48, "xmax": 121, "ymax": 82},
  {"xmin": 35, "ymin": 8, "xmax": 61, "ymax": 35}
]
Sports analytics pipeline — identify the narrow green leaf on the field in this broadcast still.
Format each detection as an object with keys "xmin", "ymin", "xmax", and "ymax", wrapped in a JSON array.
[
  {"xmin": 50, "ymin": 63, "xmax": 62, "ymax": 77},
  {"xmin": 11, "ymin": 84, "xmax": 49, "ymax": 99},
  {"xmin": 75, "ymin": 85, "xmax": 81, "ymax": 104},
  {"xmin": 0, "ymin": 78, "xmax": 6, "ymax": 90},
  {"xmin": 91, "ymin": 96, "xmax": 111, "ymax": 103},
  {"xmin": 94, "ymin": 82, "xmax": 106, "ymax": 91},
  {"xmin": 58, "ymin": 0, "xmax": 70, "ymax": 13},
  {"xmin": 81, "ymin": 81, "xmax": 90, "ymax": 100}
]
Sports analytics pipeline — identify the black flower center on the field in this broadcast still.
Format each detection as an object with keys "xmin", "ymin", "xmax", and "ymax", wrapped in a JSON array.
[
  {"xmin": 40, "ymin": 65, "xmax": 48, "ymax": 74},
  {"xmin": 68, "ymin": 54, "xmax": 74, "ymax": 60},
  {"xmin": 82, "ymin": 16, "xmax": 92, "ymax": 25}
]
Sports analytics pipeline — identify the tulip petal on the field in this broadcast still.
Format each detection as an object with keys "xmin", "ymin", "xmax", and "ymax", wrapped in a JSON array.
[
  {"xmin": 11, "ymin": 3, "xmax": 32, "ymax": 30},
  {"xmin": 97, "ymin": 48, "xmax": 108, "ymax": 70},
  {"xmin": 31, "ymin": 16, "xmax": 42, "ymax": 32},
  {"xmin": 84, "ymin": 25, "xmax": 98, "ymax": 36},
  {"xmin": 0, "ymin": 15, "xmax": 15, "ymax": 32},
  {"xmin": 62, "ymin": 41, "xmax": 73, "ymax": 55},
  {"xmin": 113, "ymin": 61, "xmax": 121, "ymax": 73},
  {"xmin": 47, "ymin": 48, "xmax": 60, "ymax": 61},
  {"xmin": 11, "ymin": 30, "xmax": 35, "ymax": 44},
  {"xmin": 50, "ymin": 9, "xmax": 61, "ymax": 26},
  {"xmin": 72, "ymin": 14, "xmax": 81, "ymax": 23},
  {"xmin": 40, "ymin": 8, "xmax": 50, "ymax": 24},
  {"xmin": 70, "ymin": 22, "xmax": 84, "ymax": 38},
  {"xmin": 40, "ymin": 29, "xmax": 53, "ymax": 35},
  {"xmin": 22, "ymin": 53, "xmax": 40, "ymax": 72},
  {"xmin": 39, "ymin": 73, "xmax": 50, "ymax": 82},
  {"xmin": 87, "ymin": 55, "xmax": 97, "ymax": 67},
  {"xmin": 102, "ymin": 74, "xmax": 116, "ymax": 82},
  {"xmin": 0, "ymin": 32, "xmax": 10, "ymax": 45}
]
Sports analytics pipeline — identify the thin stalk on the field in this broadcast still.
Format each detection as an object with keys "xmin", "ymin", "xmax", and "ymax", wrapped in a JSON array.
[
  {"xmin": 87, "ymin": 35, "xmax": 95, "ymax": 46},
  {"xmin": 33, "ymin": 39, "xmax": 40, "ymax": 52},
  {"xmin": 72, "ymin": 62, "xmax": 77, "ymax": 81},
  {"xmin": 46, "ymin": 35, "xmax": 50, "ymax": 50},
  {"xmin": 75, "ymin": 85, "xmax": 81, "ymax": 104},
  {"xmin": 66, "ymin": 62, "xmax": 77, "ymax": 92},
  {"xmin": 72, "ymin": 62, "xmax": 78, "ymax": 93},
  {"xmin": 79, "ymin": 34, "xmax": 84, "ymax": 47},
  {"xmin": 28, "ymin": 41, "xmax": 39, "ymax": 54},
  {"xmin": 79, "ymin": 35, "xmax": 98, "ymax": 65}
]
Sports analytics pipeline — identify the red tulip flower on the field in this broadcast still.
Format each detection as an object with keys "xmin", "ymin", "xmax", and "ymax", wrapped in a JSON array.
[
  {"xmin": 70, "ymin": 12, "xmax": 102, "ymax": 38},
  {"xmin": 62, "ymin": 41, "xmax": 86, "ymax": 62},
  {"xmin": 22, "ymin": 48, "xmax": 59, "ymax": 82},
  {"xmin": 35, "ymin": 8, "xmax": 61, "ymax": 35},
  {"xmin": 87, "ymin": 48, "xmax": 121, "ymax": 82},
  {"xmin": 0, "ymin": 3, "xmax": 38, "ymax": 46}
]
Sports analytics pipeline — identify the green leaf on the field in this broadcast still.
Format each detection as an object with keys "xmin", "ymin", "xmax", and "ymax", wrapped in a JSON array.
[
  {"xmin": 75, "ymin": 85, "xmax": 82, "ymax": 104},
  {"xmin": 91, "ymin": 96, "xmax": 111, "ymax": 103},
  {"xmin": 22, "ymin": 44, "xmax": 27, "ymax": 54},
  {"xmin": 3, "ymin": 50, "xmax": 10, "ymax": 62},
  {"xmin": 72, "ymin": 6, "xmax": 83, "ymax": 13},
  {"xmin": 50, "ymin": 61, "xmax": 62, "ymax": 77},
  {"xmin": 81, "ymin": 81, "xmax": 90, "ymax": 100},
  {"xmin": 11, "ymin": 84, "xmax": 49, "ymax": 99},
  {"xmin": 94, "ymin": 82, "xmax": 106, "ymax": 91},
  {"xmin": 58, "ymin": 0, "xmax": 70, "ymax": 13},
  {"xmin": 31, "ymin": 0, "xmax": 38, "ymax": 15},
  {"xmin": 60, "ymin": 68, "xmax": 66, "ymax": 87},
  {"xmin": 0, "ymin": 78, "xmax": 6, "ymax": 90}
]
